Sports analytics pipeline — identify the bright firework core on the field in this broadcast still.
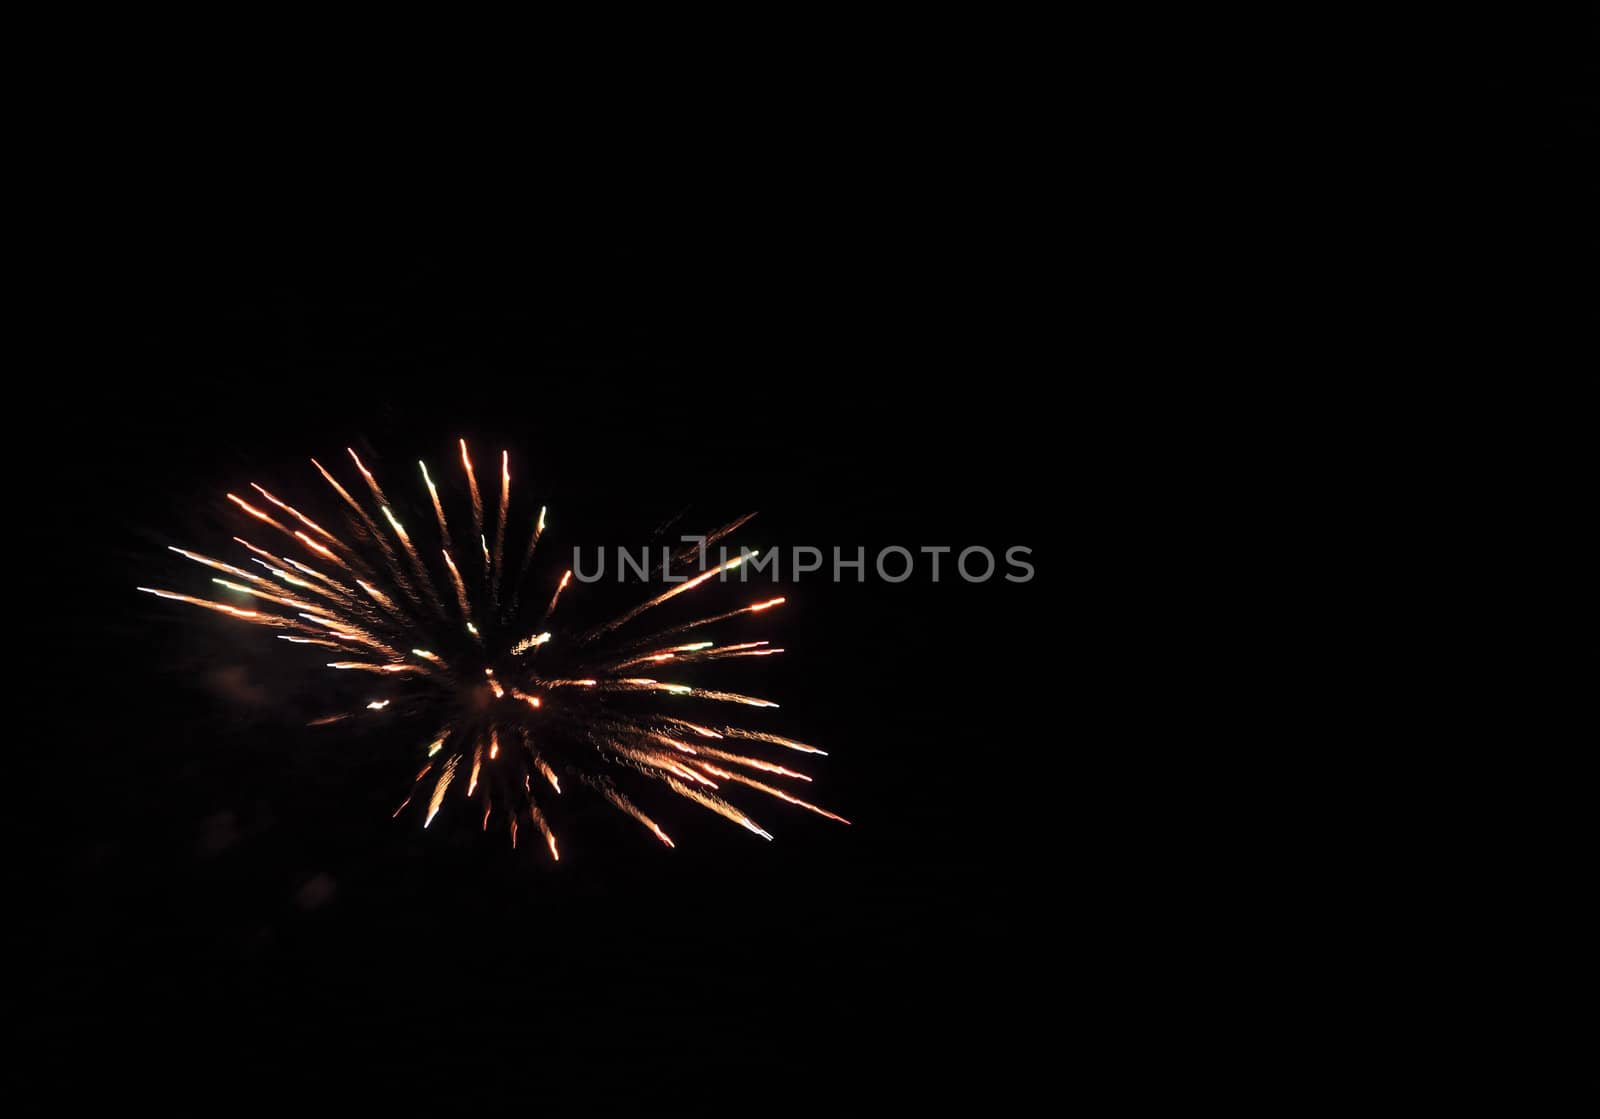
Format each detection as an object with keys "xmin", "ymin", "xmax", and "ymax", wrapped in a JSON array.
[{"xmin": 139, "ymin": 441, "xmax": 846, "ymax": 859}]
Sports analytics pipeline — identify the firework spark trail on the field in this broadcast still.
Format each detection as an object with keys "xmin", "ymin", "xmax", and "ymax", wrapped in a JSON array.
[
  {"xmin": 425, "ymin": 754, "xmax": 461, "ymax": 827},
  {"xmin": 714, "ymin": 728, "xmax": 829, "ymax": 755},
  {"xmin": 688, "ymin": 760, "xmax": 850, "ymax": 824},
  {"xmin": 420, "ymin": 461, "xmax": 450, "ymax": 543},
  {"xmin": 168, "ymin": 546, "xmax": 274, "ymax": 588},
  {"xmin": 594, "ymin": 781, "xmax": 675, "ymax": 848},
  {"xmin": 356, "ymin": 579, "xmax": 401, "ymax": 615},
  {"xmin": 620, "ymin": 597, "xmax": 788, "ymax": 649},
  {"xmin": 670, "ymin": 742, "xmax": 813, "ymax": 781},
  {"xmin": 467, "ymin": 739, "xmax": 484, "ymax": 797},
  {"xmin": 143, "ymin": 440, "xmax": 847, "ymax": 855},
  {"xmin": 211, "ymin": 578, "xmax": 319, "ymax": 615},
  {"xmin": 616, "ymin": 680, "xmax": 780, "ymax": 708},
  {"xmin": 380, "ymin": 503, "xmax": 448, "ymax": 618},
  {"xmin": 508, "ymin": 504, "xmax": 547, "ymax": 619},
  {"xmin": 248, "ymin": 483, "xmax": 341, "ymax": 545},
  {"xmin": 277, "ymin": 636, "xmax": 345, "ymax": 650},
  {"xmin": 529, "ymin": 801, "xmax": 558, "ymax": 861},
  {"xmin": 347, "ymin": 448, "xmax": 392, "ymax": 508},
  {"xmin": 235, "ymin": 538, "xmax": 357, "ymax": 603},
  {"xmin": 667, "ymin": 511, "xmax": 758, "ymax": 570},
  {"xmin": 586, "ymin": 553, "xmax": 754, "ymax": 641},
  {"xmin": 541, "ymin": 569, "xmax": 572, "ymax": 625},
  {"xmin": 326, "ymin": 662, "xmax": 426, "ymax": 675},
  {"xmin": 441, "ymin": 547, "xmax": 475, "ymax": 627},
  {"xmin": 460, "ymin": 439, "xmax": 484, "ymax": 563},
  {"xmin": 664, "ymin": 776, "xmax": 773, "ymax": 840},
  {"xmin": 137, "ymin": 586, "xmax": 288, "ymax": 623},
  {"xmin": 229, "ymin": 491, "xmax": 366, "ymax": 584},
  {"xmin": 312, "ymin": 457, "xmax": 419, "ymax": 608},
  {"xmin": 606, "ymin": 741, "xmax": 718, "ymax": 788},
  {"xmin": 491, "ymin": 451, "xmax": 509, "ymax": 612}
]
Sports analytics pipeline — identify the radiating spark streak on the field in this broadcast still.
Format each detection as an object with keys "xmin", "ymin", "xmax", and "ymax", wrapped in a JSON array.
[
  {"xmin": 226, "ymin": 493, "xmax": 294, "ymax": 538},
  {"xmin": 293, "ymin": 530, "xmax": 340, "ymax": 564},
  {"xmin": 716, "ymin": 729, "xmax": 828, "ymax": 755},
  {"xmin": 460, "ymin": 439, "xmax": 484, "ymax": 548},
  {"xmin": 618, "ymin": 680, "xmax": 778, "ymax": 707},
  {"xmin": 211, "ymin": 578, "xmax": 314, "ymax": 613},
  {"xmin": 608, "ymin": 743, "xmax": 717, "ymax": 788},
  {"xmin": 608, "ymin": 643, "xmax": 716, "ymax": 669},
  {"xmin": 683, "ymin": 745, "xmax": 813, "ymax": 781},
  {"xmin": 467, "ymin": 740, "xmax": 484, "ymax": 796},
  {"xmin": 312, "ymin": 457, "xmax": 417, "ymax": 606},
  {"xmin": 670, "ymin": 512, "xmax": 758, "ymax": 568},
  {"xmin": 357, "ymin": 580, "xmax": 399, "ymax": 612},
  {"xmin": 367, "ymin": 700, "xmax": 390, "ymax": 710},
  {"xmin": 491, "ymin": 450, "xmax": 509, "ymax": 609},
  {"xmin": 508, "ymin": 505, "xmax": 549, "ymax": 620},
  {"xmin": 169, "ymin": 546, "xmax": 271, "ymax": 587},
  {"xmin": 489, "ymin": 728, "xmax": 500, "ymax": 760},
  {"xmin": 664, "ymin": 776, "xmax": 773, "ymax": 839},
  {"xmin": 420, "ymin": 460, "xmax": 450, "ymax": 539},
  {"xmin": 511, "ymin": 631, "xmax": 551, "ymax": 655},
  {"xmin": 138, "ymin": 586, "xmax": 294, "ymax": 625},
  {"xmin": 252, "ymin": 558, "xmax": 315, "ymax": 590},
  {"xmin": 312, "ymin": 458, "xmax": 366, "ymax": 518},
  {"xmin": 380, "ymin": 506, "xmax": 446, "ymax": 614},
  {"xmin": 416, "ymin": 763, "xmax": 433, "ymax": 781},
  {"xmin": 412, "ymin": 649, "xmax": 442, "ymax": 664},
  {"xmin": 487, "ymin": 668, "xmax": 505, "ymax": 698},
  {"xmin": 392, "ymin": 796, "xmax": 412, "ymax": 818},
  {"xmin": 658, "ymin": 718, "xmax": 723, "ymax": 739},
  {"xmin": 598, "ymin": 785, "xmax": 675, "ymax": 848},
  {"xmin": 326, "ymin": 662, "xmax": 421, "ymax": 674},
  {"xmin": 635, "ymin": 597, "xmax": 788, "ymax": 646},
  {"xmin": 529, "ymin": 803, "xmax": 558, "ymax": 860},
  {"xmin": 510, "ymin": 817, "xmax": 518, "ymax": 848},
  {"xmin": 139, "ymin": 586, "xmax": 257, "ymax": 617},
  {"xmin": 441, "ymin": 548, "xmax": 476, "ymax": 628},
  {"xmin": 590, "ymin": 553, "xmax": 754, "ymax": 638},
  {"xmin": 688, "ymin": 762, "xmax": 849, "ymax": 823},
  {"xmin": 382, "ymin": 506, "xmax": 410, "ymax": 545},
  {"xmin": 652, "ymin": 734, "xmax": 699, "ymax": 755},
  {"xmin": 236, "ymin": 541, "xmax": 350, "ymax": 603},
  {"xmin": 347, "ymin": 447, "xmax": 390, "ymax": 507},
  {"xmin": 248, "ymin": 483, "xmax": 340, "ymax": 544},
  {"xmin": 271, "ymin": 552, "xmax": 355, "ymax": 597},
  {"xmin": 427, "ymin": 736, "xmax": 445, "ymax": 757},
  {"xmin": 277, "ymin": 635, "xmax": 344, "ymax": 649},
  {"xmin": 425, "ymin": 755, "xmax": 460, "ymax": 827},
  {"xmin": 307, "ymin": 714, "xmax": 350, "ymax": 726},
  {"xmin": 509, "ymin": 688, "xmax": 541, "ymax": 709},
  {"xmin": 541, "ymin": 569, "xmax": 572, "ymax": 623},
  {"xmin": 296, "ymin": 613, "xmax": 396, "ymax": 654},
  {"xmin": 536, "ymin": 758, "xmax": 561, "ymax": 794}
]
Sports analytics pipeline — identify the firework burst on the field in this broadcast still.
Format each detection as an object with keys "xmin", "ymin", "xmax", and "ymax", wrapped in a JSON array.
[{"xmin": 139, "ymin": 441, "xmax": 847, "ymax": 857}]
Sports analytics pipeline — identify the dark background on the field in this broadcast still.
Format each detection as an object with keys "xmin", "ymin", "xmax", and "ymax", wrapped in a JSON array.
[{"xmin": 22, "ymin": 210, "xmax": 1067, "ymax": 1101}]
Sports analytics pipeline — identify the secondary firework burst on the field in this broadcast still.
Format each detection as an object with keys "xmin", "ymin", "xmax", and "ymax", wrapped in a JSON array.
[{"xmin": 139, "ymin": 441, "xmax": 847, "ymax": 858}]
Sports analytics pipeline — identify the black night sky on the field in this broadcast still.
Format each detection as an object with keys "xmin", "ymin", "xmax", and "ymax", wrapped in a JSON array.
[{"xmin": 23, "ymin": 209, "xmax": 1067, "ymax": 1102}]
